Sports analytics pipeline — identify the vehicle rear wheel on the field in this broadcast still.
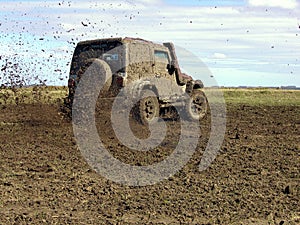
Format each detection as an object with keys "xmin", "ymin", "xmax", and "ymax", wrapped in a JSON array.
[
  {"xmin": 136, "ymin": 90, "xmax": 159, "ymax": 125},
  {"xmin": 184, "ymin": 89, "xmax": 207, "ymax": 121}
]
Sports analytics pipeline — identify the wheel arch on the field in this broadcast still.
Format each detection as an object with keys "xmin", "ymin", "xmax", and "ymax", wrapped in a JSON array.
[
  {"xmin": 193, "ymin": 80, "xmax": 204, "ymax": 89},
  {"xmin": 141, "ymin": 84, "xmax": 159, "ymax": 98}
]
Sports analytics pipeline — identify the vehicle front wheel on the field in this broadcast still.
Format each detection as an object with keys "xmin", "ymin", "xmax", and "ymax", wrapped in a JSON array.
[{"xmin": 184, "ymin": 89, "xmax": 207, "ymax": 121}]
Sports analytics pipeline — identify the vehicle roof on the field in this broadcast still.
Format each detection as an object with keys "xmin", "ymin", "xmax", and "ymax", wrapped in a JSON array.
[{"xmin": 77, "ymin": 37, "xmax": 164, "ymax": 48}]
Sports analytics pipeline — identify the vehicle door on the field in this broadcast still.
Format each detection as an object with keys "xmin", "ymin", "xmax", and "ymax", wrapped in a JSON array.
[{"xmin": 153, "ymin": 50, "xmax": 170, "ymax": 79}]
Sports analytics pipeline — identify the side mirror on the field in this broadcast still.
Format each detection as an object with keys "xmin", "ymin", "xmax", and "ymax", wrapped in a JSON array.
[
  {"xmin": 167, "ymin": 60, "xmax": 176, "ymax": 74},
  {"xmin": 167, "ymin": 63, "xmax": 173, "ymax": 70}
]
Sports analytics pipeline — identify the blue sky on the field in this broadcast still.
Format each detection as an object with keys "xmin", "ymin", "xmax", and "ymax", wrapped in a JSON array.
[{"xmin": 0, "ymin": 0, "xmax": 299, "ymax": 87}]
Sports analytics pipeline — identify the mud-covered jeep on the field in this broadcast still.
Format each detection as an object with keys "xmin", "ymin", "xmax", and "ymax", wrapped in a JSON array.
[{"xmin": 66, "ymin": 37, "xmax": 207, "ymax": 124}]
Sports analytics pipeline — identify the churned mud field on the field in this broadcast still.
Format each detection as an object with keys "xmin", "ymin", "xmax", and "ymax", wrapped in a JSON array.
[{"xmin": 0, "ymin": 88, "xmax": 299, "ymax": 224}]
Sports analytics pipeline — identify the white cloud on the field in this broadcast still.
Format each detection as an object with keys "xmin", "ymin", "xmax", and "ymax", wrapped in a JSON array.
[
  {"xmin": 213, "ymin": 53, "xmax": 227, "ymax": 59},
  {"xmin": 133, "ymin": 0, "xmax": 162, "ymax": 5},
  {"xmin": 248, "ymin": 0, "xmax": 298, "ymax": 9}
]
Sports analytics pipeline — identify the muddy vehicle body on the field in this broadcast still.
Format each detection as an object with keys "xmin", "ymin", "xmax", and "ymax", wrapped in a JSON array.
[{"xmin": 66, "ymin": 37, "xmax": 207, "ymax": 124}]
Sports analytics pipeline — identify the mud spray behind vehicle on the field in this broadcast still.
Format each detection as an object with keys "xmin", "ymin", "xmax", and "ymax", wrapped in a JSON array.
[{"xmin": 65, "ymin": 37, "xmax": 208, "ymax": 124}]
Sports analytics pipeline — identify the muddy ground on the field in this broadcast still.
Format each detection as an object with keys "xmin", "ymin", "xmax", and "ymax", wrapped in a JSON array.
[{"xmin": 0, "ymin": 99, "xmax": 299, "ymax": 224}]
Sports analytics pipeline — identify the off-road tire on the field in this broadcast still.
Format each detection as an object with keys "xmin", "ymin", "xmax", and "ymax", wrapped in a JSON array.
[
  {"xmin": 78, "ymin": 58, "xmax": 112, "ymax": 97},
  {"xmin": 184, "ymin": 89, "xmax": 207, "ymax": 121},
  {"xmin": 135, "ymin": 90, "xmax": 159, "ymax": 125}
]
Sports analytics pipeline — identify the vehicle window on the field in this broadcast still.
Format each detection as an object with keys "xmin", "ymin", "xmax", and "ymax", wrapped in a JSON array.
[
  {"xmin": 70, "ymin": 41, "xmax": 124, "ymax": 74},
  {"xmin": 103, "ymin": 53, "xmax": 119, "ymax": 61},
  {"xmin": 154, "ymin": 50, "xmax": 169, "ymax": 63}
]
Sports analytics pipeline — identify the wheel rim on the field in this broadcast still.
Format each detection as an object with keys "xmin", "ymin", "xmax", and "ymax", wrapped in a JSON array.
[{"xmin": 143, "ymin": 98, "xmax": 156, "ymax": 121}]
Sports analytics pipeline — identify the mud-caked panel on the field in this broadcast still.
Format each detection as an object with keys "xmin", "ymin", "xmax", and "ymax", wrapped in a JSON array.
[{"xmin": 126, "ymin": 42, "xmax": 154, "ymax": 83}]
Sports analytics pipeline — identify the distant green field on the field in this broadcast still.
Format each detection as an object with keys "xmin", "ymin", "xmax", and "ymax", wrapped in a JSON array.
[
  {"xmin": 222, "ymin": 88, "xmax": 300, "ymax": 106},
  {"xmin": 0, "ymin": 86, "xmax": 68, "ymax": 105},
  {"xmin": 0, "ymin": 86, "xmax": 299, "ymax": 106}
]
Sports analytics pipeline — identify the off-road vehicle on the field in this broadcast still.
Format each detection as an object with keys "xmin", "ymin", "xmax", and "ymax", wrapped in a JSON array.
[{"xmin": 66, "ymin": 37, "xmax": 207, "ymax": 124}]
